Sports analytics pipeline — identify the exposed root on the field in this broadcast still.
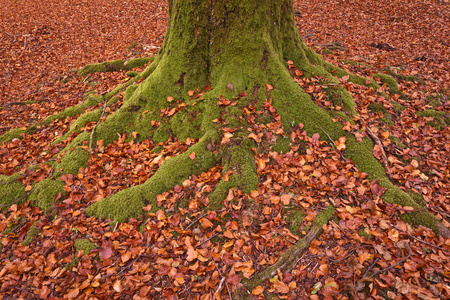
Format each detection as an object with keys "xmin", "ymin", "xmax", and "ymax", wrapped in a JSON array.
[
  {"xmin": 234, "ymin": 206, "xmax": 335, "ymax": 299},
  {"xmin": 208, "ymin": 138, "xmax": 259, "ymax": 207},
  {"xmin": 85, "ymin": 129, "xmax": 221, "ymax": 222}
]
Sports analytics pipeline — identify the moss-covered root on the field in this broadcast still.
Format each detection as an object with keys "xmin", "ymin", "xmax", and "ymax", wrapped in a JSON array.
[
  {"xmin": 77, "ymin": 57, "xmax": 151, "ymax": 76},
  {"xmin": 345, "ymin": 136, "xmax": 450, "ymax": 238},
  {"xmin": 208, "ymin": 139, "xmax": 259, "ymax": 208},
  {"xmin": 234, "ymin": 205, "xmax": 335, "ymax": 300},
  {"xmin": 85, "ymin": 129, "xmax": 221, "ymax": 223},
  {"xmin": 0, "ymin": 174, "xmax": 26, "ymax": 211}
]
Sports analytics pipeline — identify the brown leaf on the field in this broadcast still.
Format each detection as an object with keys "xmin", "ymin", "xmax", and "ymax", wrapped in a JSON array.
[{"xmin": 99, "ymin": 246, "xmax": 113, "ymax": 260}]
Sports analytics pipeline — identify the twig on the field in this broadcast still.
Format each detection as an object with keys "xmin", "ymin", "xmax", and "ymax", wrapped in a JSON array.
[
  {"xmin": 319, "ymin": 127, "xmax": 346, "ymax": 160},
  {"xmin": 116, "ymin": 241, "xmax": 152, "ymax": 277},
  {"xmin": 370, "ymin": 242, "xmax": 412, "ymax": 276},
  {"xmin": 195, "ymin": 233, "xmax": 219, "ymax": 249},
  {"xmin": 209, "ymin": 253, "xmax": 232, "ymax": 300},
  {"xmin": 3, "ymin": 58, "xmax": 12, "ymax": 85},
  {"xmin": 276, "ymin": 228, "xmax": 296, "ymax": 245},
  {"xmin": 89, "ymin": 99, "xmax": 108, "ymax": 151},
  {"xmin": 0, "ymin": 188, "xmax": 33, "ymax": 207},
  {"xmin": 386, "ymin": 221, "xmax": 450, "ymax": 253},
  {"xmin": 185, "ymin": 212, "xmax": 207, "ymax": 230},
  {"xmin": 2, "ymin": 31, "xmax": 18, "ymax": 42},
  {"xmin": 213, "ymin": 277, "xmax": 226, "ymax": 300},
  {"xmin": 363, "ymin": 257, "xmax": 380, "ymax": 278},
  {"xmin": 366, "ymin": 128, "xmax": 393, "ymax": 178}
]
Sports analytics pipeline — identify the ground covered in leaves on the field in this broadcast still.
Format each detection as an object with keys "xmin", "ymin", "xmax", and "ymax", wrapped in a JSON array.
[{"xmin": 1, "ymin": 0, "xmax": 449, "ymax": 299}]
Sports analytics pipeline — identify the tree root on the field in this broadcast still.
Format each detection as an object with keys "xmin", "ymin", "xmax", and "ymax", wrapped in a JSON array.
[{"xmin": 234, "ymin": 206, "xmax": 335, "ymax": 299}]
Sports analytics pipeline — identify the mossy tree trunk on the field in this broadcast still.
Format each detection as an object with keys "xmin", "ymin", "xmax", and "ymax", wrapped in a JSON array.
[{"xmin": 1, "ymin": 0, "xmax": 449, "ymax": 258}]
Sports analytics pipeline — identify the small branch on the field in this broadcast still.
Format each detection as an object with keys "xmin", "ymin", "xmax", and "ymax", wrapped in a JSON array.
[
  {"xmin": 89, "ymin": 99, "xmax": 108, "ymax": 151},
  {"xmin": 370, "ymin": 242, "xmax": 412, "ymax": 277},
  {"xmin": 3, "ymin": 58, "xmax": 12, "ymax": 85},
  {"xmin": 386, "ymin": 222, "xmax": 450, "ymax": 253},
  {"xmin": 275, "ymin": 228, "xmax": 297, "ymax": 245},
  {"xmin": 185, "ymin": 212, "xmax": 207, "ymax": 230},
  {"xmin": 363, "ymin": 257, "xmax": 380, "ymax": 278},
  {"xmin": 319, "ymin": 127, "xmax": 346, "ymax": 161},
  {"xmin": 2, "ymin": 31, "xmax": 18, "ymax": 42},
  {"xmin": 213, "ymin": 277, "xmax": 226, "ymax": 300},
  {"xmin": 366, "ymin": 128, "xmax": 393, "ymax": 178},
  {"xmin": 209, "ymin": 253, "xmax": 232, "ymax": 300},
  {"xmin": 0, "ymin": 188, "xmax": 33, "ymax": 207},
  {"xmin": 195, "ymin": 233, "xmax": 219, "ymax": 249}
]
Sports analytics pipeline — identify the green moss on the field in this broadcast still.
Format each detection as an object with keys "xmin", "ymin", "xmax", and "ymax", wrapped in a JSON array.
[
  {"xmin": 313, "ymin": 205, "xmax": 335, "ymax": 227},
  {"xmin": 151, "ymin": 145, "xmax": 164, "ymax": 154},
  {"xmin": 78, "ymin": 57, "xmax": 151, "ymax": 75},
  {"xmin": 29, "ymin": 179, "xmax": 65, "ymax": 212},
  {"xmin": 392, "ymin": 101, "xmax": 406, "ymax": 114},
  {"xmin": 21, "ymin": 225, "xmax": 40, "ymax": 246},
  {"xmin": 0, "ymin": 128, "xmax": 25, "ymax": 143},
  {"xmin": 0, "ymin": 174, "xmax": 26, "ymax": 211},
  {"xmin": 416, "ymin": 109, "xmax": 449, "ymax": 130},
  {"xmin": 372, "ymin": 73, "xmax": 400, "ymax": 94},
  {"xmin": 339, "ymin": 59, "xmax": 374, "ymax": 69},
  {"xmin": 272, "ymin": 136, "xmax": 291, "ymax": 154},
  {"xmin": 357, "ymin": 228, "xmax": 372, "ymax": 239},
  {"xmin": 74, "ymin": 238, "xmax": 96, "ymax": 255},
  {"xmin": 284, "ymin": 206, "xmax": 306, "ymax": 235},
  {"xmin": 126, "ymin": 71, "xmax": 139, "ymax": 77},
  {"xmin": 209, "ymin": 138, "xmax": 258, "ymax": 208},
  {"xmin": 56, "ymin": 146, "xmax": 90, "ymax": 175},
  {"xmin": 367, "ymin": 103, "xmax": 393, "ymax": 125}
]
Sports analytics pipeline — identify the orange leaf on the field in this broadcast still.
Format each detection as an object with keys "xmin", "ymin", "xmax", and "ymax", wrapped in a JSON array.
[
  {"xmin": 188, "ymin": 90, "xmax": 194, "ymax": 96},
  {"xmin": 142, "ymin": 110, "xmax": 149, "ymax": 115},
  {"xmin": 266, "ymin": 83, "xmax": 274, "ymax": 91},
  {"xmin": 189, "ymin": 152, "xmax": 196, "ymax": 160},
  {"xmin": 167, "ymin": 96, "xmax": 174, "ymax": 102},
  {"xmin": 273, "ymin": 281, "xmax": 290, "ymax": 294},
  {"xmin": 113, "ymin": 279, "xmax": 122, "ymax": 293},
  {"xmin": 199, "ymin": 218, "xmax": 213, "ymax": 229},
  {"xmin": 186, "ymin": 246, "xmax": 198, "ymax": 261},
  {"xmin": 252, "ymin": 286, "xmax": 264, "ymax": 295},
  {"xmin": 64, "ymin": 288, "xmax": 79, "ymax": 299},
  {"xmin": 132, "ymin": 131, "xmax": 138, "ymax": 139},
  {"xmin": 281, "ymin": 194, "xmax": 290, "ymax": 205}
]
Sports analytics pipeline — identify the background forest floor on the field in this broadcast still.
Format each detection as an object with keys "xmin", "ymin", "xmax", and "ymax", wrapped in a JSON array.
[{"xmin": 0, "ymin": 0, "xmax": 449, "ymax": 299}]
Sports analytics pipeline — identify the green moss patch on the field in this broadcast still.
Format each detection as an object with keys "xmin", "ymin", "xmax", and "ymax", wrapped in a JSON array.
[
  {"xmin": 416, "ymin": 109, "xmax": 449, "ymax": 130},
  {"xmin": 21, "ymin": 225, "xmax": 40, "ymax": 246},
  {"xmin": 372, "ymin": 73, "xmax": 400, "ymax": 94},
  {"xmin": 74, "ymin": 238, "xmax": 96, "ymax": 255},
  {"xmin": 29, "ymin": 179, "xmax": 66, "ymax": 212},
  {"xmin": 78, "ymin": 57, "xmax": 151, "ymax": 76},
  {"xmin": 0, "ymin": 174, "xmax": 26, "ymax": 211}
]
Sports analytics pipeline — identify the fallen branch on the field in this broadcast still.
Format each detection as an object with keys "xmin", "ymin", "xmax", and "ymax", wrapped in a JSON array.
[
  {"xmin": 387, "ymin": 221, "xmax": 450, "ymax": 254},
  {"xmin": 89, "ymin": 99, "xmax": 108, "ymax": 151},
  {"xmin": 3, "ymin": 59, "xmax": 12, "ymax": 85},
  {"xmin": 234, "ymin": 206, "xmax": 335, "ymax": 299},
  {"xmin": 319, "ymin": 127, "xmax": 346, "ymax": 161},
  {"xmin": 366, "ymin": 127, "xmax": 393, "ymax": 178},
  {"xmin": 370, "ymin": 241, "xmax": 411, "ymax": 277}
]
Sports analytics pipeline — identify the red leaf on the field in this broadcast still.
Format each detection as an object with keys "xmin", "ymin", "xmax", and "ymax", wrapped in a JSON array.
[{"xmin": 227, "ymin": 274, "xmax": 242, "ymax": 285}]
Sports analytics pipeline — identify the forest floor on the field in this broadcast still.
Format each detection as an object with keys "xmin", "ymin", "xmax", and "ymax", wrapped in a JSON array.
[{"xmin": 0, "ymin": 0, "xmax": 449, "ymax": 299}]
